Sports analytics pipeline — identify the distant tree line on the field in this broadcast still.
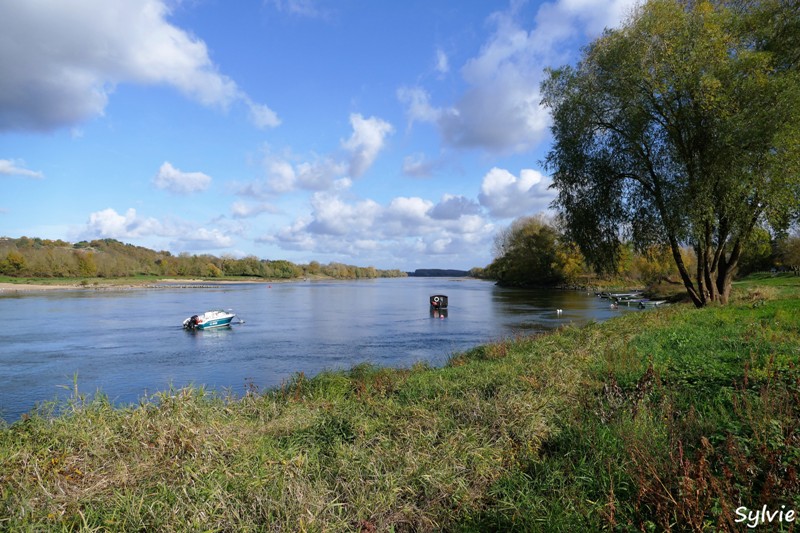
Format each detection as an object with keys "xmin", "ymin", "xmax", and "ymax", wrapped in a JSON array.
[
  {"xmin": 407, "ymin": 269, "xmax": 470, "ymax": 277},
  {"xmin": 472, "ymin": 217, "xmax": 800, "ymax": 288},
  {"xmin": 0, "ymin": 237, "xmax": 406, "ymax": 280}
]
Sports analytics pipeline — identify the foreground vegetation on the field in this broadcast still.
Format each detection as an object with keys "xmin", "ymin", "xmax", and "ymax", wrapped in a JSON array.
[{"xmin": 1, "ymin": 274, "xmax": 797, "ymax": 530}]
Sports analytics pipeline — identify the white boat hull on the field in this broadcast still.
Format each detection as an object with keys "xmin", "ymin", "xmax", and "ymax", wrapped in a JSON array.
[{"xmin": 183, "ymin": 310, "xmax": 236, "ymax": 330}]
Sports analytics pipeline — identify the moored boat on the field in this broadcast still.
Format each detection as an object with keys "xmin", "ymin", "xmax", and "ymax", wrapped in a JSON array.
[
  {"xmin": 619, "ymin": 298, "xmax": 648, "ymax": 306},
  {"xmin": 638, "ymin": 300, "xmax": 667, "ymax": 308},
  {"xmin": 430, "ymin": 295, "xmax": 448, "ymax": 309},
  {"xmin": 183, "ymin": 310, "xmax": 236, "ymax": 330},
  {"xmin": 610, "ymin": 292, "xmax": 642, "ymax": 299}
]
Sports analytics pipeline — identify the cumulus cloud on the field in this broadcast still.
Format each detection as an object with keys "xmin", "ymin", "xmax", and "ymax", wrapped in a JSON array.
[
  {"xmin": 0, "ymin": 0, "xmax": 279, "ymax": 131},
  {"xmin": 534, "ymin": 0, "xmax": 638, "ymax": 45},
  {"xmin": 382, "ymin": 197, "xmax": 435, "ymax": 237},
  {"xmin": 243, "ymin": 114, "xmax": 391, "ymax": 196},
  {"xmin": 440, "ymin": 9, "xmax": 550, "ymax": 152},
  {"xmin": 478, "ymin": 167, "xmax": 555, "ymax": 219},
  {"xmin": 430, "ymin": 195, "xmax": 482, "ymax": 220},
  {"xmin": 0, "ymin": 159, "xmax": 44, "ymax": 179},
  {"xmin": 306, "ymin": 193, "xmax": 382, "ymax": 236},
  {"xmin": 153, "ymin": 162, "xmax": 212, "ymax": 194},
  {"xmin": 82, "ymin": 207, "xmax": 233, "ymax": 249},
  {"xmin": 341, "ymin": 114, "xmax": 394, "ymax": 178},
  {"xmin": 398, "ymin": 0, "xmax": 637, "ymax": 153},
  {"xmin": 265, "ymin": 153, "xmax": 348, "ymax": 194},
  {"xmin": 85, "ymin": 208, "xmax": 164, "ymax": 239},
  {"xmin": 260, "ymin": 192, "xmax": 495, "ymax": 266}
]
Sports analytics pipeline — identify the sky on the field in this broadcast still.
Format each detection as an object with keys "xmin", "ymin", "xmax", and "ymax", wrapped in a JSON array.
[{"xmin": 0, "ymin": 0, "xmax": 639, "ymax": 271}]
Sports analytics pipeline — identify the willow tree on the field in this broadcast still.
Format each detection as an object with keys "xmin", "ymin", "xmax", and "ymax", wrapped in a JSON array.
[{"xmin": 542, "ymin": 0, "xmax": 800, "ymax": 306}]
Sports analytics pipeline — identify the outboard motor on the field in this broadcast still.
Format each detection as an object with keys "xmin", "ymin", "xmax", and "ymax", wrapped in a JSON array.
[
  {"xmin": 430, "ymin": 295, "xmax": 448, "ymax": 309},
  {"xmin": 187, "ymin": 315, "xmax": 200, "ymax": 329}
]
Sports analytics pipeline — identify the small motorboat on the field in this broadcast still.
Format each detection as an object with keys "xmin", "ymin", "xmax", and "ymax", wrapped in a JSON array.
[{"xmin": 183, "ymin": 310, "xmax": 236, "ymax": 330}]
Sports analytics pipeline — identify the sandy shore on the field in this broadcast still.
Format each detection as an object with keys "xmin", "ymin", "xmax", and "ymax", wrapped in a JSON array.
[
  {"xmin": 0, "ymin": 282, "xmax": 78, "ymax": 292},
  {"xmin": 0, "ymin": 278, "xmax": 298, "ymax": 294}
]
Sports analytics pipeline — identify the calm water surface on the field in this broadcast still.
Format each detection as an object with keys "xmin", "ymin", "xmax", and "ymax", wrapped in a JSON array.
[{"xmin": 0, "ymin": 278, "xmax": 637, "ymax": 422}]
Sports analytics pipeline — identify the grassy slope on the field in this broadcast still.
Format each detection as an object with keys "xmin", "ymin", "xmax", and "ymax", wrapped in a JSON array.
[
  {"xmin": 1, "ymin": 275, "xmax": 798, "ymax": 531},
  {"xmin": 464, "ymin": 276, "xmax": 800, "ymax": 531}
]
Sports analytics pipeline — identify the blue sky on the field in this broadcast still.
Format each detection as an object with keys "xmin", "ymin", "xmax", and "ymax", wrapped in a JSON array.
[{"xmin": 1, "ymin": 0, "xmax": 637, "ymax": 270}]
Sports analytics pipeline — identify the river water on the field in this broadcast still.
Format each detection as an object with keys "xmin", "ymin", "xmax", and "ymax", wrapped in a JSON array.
[{"xmin": 0, "ymin": 278, "xmax": 634, "ymax": 422}]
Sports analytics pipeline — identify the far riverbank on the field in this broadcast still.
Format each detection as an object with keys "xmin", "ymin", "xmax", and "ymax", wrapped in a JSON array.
[{"xmin": 0, "ymin": 274, "xmax": 388, "ymax": 294}]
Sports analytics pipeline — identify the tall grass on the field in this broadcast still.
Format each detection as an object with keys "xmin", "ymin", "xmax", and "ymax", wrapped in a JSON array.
[
  {"xmin": 1, "ymin": 276, "xmax": 798, "ymax": 531},
  {"xmin": 460, "ymin": 278, "xmax": 800, "ymax": 531}
]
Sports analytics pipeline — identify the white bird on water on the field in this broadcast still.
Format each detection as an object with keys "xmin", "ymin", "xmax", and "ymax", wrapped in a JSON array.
[{"xmin": 556, "ymin": 309, "xmax": 563, "ymax": 315}]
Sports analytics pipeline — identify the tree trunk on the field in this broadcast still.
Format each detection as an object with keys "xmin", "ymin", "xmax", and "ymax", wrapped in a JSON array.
[
  {"xmin": 694, "ymin": 244, "xmax": 707, "ymax": 305},
  {"xmin": 670, "ymin": 237, "xmax": 704, "ymax": 307},
  {"xmin": 703, "ymin": 224, "xmax": 717, "ymax": 302},
  {"xmin": 715, "ymin": 238, "xmax": 743, "ymax": 305}
]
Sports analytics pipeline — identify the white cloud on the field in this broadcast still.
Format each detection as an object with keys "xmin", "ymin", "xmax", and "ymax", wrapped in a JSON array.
[
  {"xmin": 231, "ymin": 201, "xmax": 279, "ymax": 219},
  {"xmin": 267, "ymin": 0, "xmax": 328, "ymax": 18},
  {"xmin": 435, "ymin": 48, "xmax": 450, "ymax": 75},
  {"xmin": 0, "ymin": 0, "xmax": 279, "ymax": 131},
  {"xmin": 82, "ymin": 207, "xmax": 233, "ymax": 250},
  {"xmin": 478, "ymin": 167, "xmax": 555, "ymax": 218},
  {"xmin": 245, "ymin": 114, "xmax": 391, "ymax": 195},
  {"xmin": 439, "ymin": 7, "xmax": 551, "ymax": 153},
  {"xmin": 153, "ymin": 162, "xmax": 212, "ymax": 194},
  {"xmin": 262, "ymin": 192, "xmax": 495, "ymax": 266},
  {"xmin": 398, "ymin": 0, "xmax": 638, "ymax": 154},
  {"xmin": 262, "ymin": 149, "xmax": 348, "ymax": 194},
  {"xmin": 290, "ymin": 159, "xmax": 348, "ymax": 192},
  {"xmin": 246, "ymin": 99, "xmax": 282, "ymax": 129},
  {"xmin": 257, "ymin": 217, "xmax": 316, "ymax": 250},
  {"xmin": 0, "ymin": 159, "xmax": 44, "ymax": 179},
  {"xmin": 397, "ymin": 87, "xmax": 442, "ymax": 127},
  {"xmin": 535, "ymin": 0, "xmax": 638, "ymax": 45},
  {"xmin": 85, "ymin": 208, "xmax": 163, "ymax": 239},
  {"xmin": 341, "ymin": 113, "xmax": 394, "ymax": 178},
  {"xmin": 175, "ymin": 228, "xmax": 235, "ymax": 251},
  {"xmin": 430, "ymin": 195, "xmax": 482, "ymax": 220},
  {"xmin": 306, "ymin": 193, "xmax": 382, "ymax": 236},
  {"xmin": 383, "ymin": 196, "xmax": 434, "ymax": 236}
]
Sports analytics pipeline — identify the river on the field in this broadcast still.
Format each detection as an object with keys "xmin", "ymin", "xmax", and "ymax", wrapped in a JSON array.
[{"xmin": 0, "ymin": 278, "xmax": 635, "ymax": 422}]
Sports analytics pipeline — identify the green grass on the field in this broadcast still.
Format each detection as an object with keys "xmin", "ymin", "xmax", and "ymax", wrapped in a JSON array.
[
  {"xmin": 460, "ymin": 282, "xmax": 800, "ymax": 531},
  {"xmin": 1, "ymin": 281, "xmax": 798, "ymax": 531}
]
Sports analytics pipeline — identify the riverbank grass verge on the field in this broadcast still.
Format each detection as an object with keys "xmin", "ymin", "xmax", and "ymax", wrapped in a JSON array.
[{"xmin": 1, "ymin": 275, "xmax": 798, "ymax": 530}]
